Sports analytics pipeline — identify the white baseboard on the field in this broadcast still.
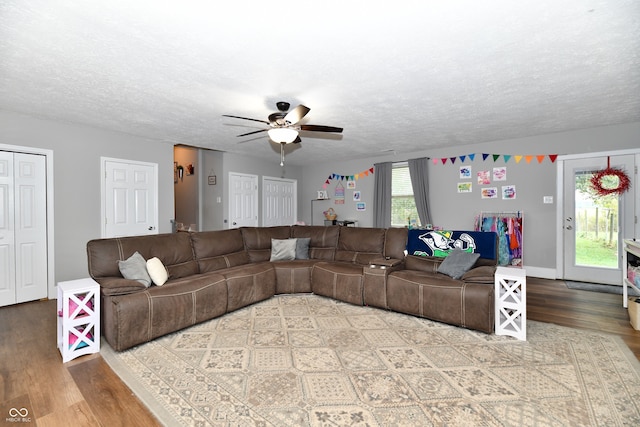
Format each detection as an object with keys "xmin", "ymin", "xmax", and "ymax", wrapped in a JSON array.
[{"xmin": 522, "ymin": 266, "xmax": 557, "ymax": 280}]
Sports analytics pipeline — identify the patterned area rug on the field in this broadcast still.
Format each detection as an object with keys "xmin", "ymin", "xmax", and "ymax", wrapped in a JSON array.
[{"xmin": 101, "ymin": 294, "xmax": 640, "ymax": 426}]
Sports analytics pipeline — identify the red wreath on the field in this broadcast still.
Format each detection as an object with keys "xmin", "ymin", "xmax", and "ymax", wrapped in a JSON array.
[{"xmin": 590, "ymin": 157, "xmax": 631, "ymax": 196}]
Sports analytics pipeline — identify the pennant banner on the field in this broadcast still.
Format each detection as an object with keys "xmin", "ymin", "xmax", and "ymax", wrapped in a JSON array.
[
  {"xmin": 432, "ymin": 153, "xmax": 559, "ymax": 165},
  {"xmin": 322, "ymin": 166, "xmax": 375, "ymax": 189}
]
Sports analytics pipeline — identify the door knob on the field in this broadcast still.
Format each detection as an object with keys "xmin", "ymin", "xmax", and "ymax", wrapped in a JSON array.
[
  {"xmin": 566, "ymin": 225, "xmax": 573, "ymax": 230},
  {"xmin": 233, "ymin": 222, "xmax": 237, "ymax": 225},
  {"xmin": 566, "ymin": 217, "xmax": 573, "ymax": 222},
  {"xmin": 148, "ymin": 226, "xmax": 155, "ymax": 230}
]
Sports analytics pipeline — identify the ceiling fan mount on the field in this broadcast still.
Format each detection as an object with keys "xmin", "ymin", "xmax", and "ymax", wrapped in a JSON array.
[
  {"xmin": 276, "ymin": 101, "xmax": 290, "ymax": 112},
  {"xmin": 222, "ymin": 102, "xmax": 343, "ymax": 166}
]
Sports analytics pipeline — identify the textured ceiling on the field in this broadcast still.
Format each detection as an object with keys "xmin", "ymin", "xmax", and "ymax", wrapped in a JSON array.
[{"xmin": 1, "ymin": 0, "xmax": 639, "ymax": 166}]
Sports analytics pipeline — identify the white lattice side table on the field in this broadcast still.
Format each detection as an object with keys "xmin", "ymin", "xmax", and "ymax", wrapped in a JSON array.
[
  {"xmin": 57, "ymin": 278, "xmax": 100, "ymax": 363},
  {"xmin": 495, "ymin": 266, "xmax": 526, "ymax": 340}
]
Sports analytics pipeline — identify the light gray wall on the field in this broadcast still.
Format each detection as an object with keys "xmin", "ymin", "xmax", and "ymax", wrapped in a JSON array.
[
  {"xmin": 301, "ymin": 122, "xmax": 640, "ymax": 272},
  {"xmin": 200, "ymin": 150, "xmax": 304, "ymax": 230},
  {"xmin": 2, "ymin": 108, "xmax": 638, "ymax": 285},
  {"xmin": 200, "ymin": 148, "xmax": 225, "ymax": 231},
  {"xmin": 0, "ymin": 111, "xmax": 175, "ymax": 283}
]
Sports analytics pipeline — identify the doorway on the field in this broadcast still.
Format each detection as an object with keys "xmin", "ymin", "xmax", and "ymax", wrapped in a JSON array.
[{"xmin": 560, "ymin": 154, "xmax": 636, "ymax": 285}]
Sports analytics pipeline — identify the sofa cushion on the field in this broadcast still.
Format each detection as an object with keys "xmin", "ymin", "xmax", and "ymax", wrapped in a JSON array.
[
  {"xmin": 437, "ymin": 249, "xmax": 480, "ymax": 279},
  {"xmin": 291, "ymin": 225, "xmax": 339, "ymax": 260},
  {"xmin": 270, "ymin": 238, "xmax": 297, "ymax": 261},
  {"xmin": 191, "ymin": 229, "xmax": 250, "ymax": 273},
  {"xmin": 242, "ymin": 226, "xmax": 292, "ymax": 262},
  {"xmin": 335, "ymin": 227, "xmax": 385, "ymax": 265},
  {"xmin": 87, "ymin": 232, "xmax": 198, "ymax": 280},
  {"xmin": 118, "ymin": 251, "xmax": 151, "ymax": 287}
]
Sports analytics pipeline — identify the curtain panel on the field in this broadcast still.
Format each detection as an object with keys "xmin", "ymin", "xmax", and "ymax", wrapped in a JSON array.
[
  {"xmin": 408, "ymin": 157, "xmax": 432, "ymax": 226},
  {"xmin": 373, "ymin": 162, "xmax": 392, "ymax": 228}
]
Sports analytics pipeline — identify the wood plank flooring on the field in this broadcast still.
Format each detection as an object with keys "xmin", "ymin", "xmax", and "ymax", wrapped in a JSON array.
[{"xmin": 0, "ymin": 277, "xmax": 638, "ymax": 426}]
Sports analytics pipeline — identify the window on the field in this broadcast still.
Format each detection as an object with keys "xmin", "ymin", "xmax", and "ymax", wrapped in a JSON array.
[{"xmin": 391, "ymin": 163, "xmax": 420, "ymax": 227}]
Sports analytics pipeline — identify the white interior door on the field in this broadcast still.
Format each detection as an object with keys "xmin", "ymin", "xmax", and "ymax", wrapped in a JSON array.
[
  {"xmin": 229, "ymin": 172, "xmax": 258, "ymax": 228},
  {"xmin": 0, "ymin": 151, "xmax": 16, "ymax": 305},
  {"xmin": 263, "ymin": 176, "xmax": 297, "ymax": 227},
  {"xmin": 0, "ymin": 151, "xmax": 48, "ymax": 307},
  {"xmin": 103, "ymin": 158, "xmax": 158, "ymax": 238},
  {"xmin": 562, "ymin": 155, "xmax": 635, "ymax": 284}
]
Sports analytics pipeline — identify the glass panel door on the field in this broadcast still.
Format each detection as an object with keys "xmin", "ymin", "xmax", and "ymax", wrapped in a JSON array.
[{"xmin": 563, "ymin": 155, "xmax": 634, "ymax": 284}]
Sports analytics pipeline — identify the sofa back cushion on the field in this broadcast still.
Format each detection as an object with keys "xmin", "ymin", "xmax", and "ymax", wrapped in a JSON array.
[
  {"xmin": 87, "ymin": 232, "xmax": 198, "ymax": 281},
  {"xmin": 291, "ymin": 225, "xmax": 339, "ymax": 260},
  {"xmin": 384, "ymin": 227, "xmax": 408, "ymax": 259},
  {"xmin": 241, "ymin": 226, "xmax": 292, "ymax": 262},
  {"xmin": 335, "ymin": 227, "xmax": 385, "ymax": 265},
  {"xmin": 191, "ymin": 229, "xmax": 250, "ymax": 272}
]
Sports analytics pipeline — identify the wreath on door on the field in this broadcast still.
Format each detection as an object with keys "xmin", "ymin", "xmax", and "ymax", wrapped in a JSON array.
[{"xmin": 590, "ymin": 156, "xmax": 631, "ymax": 196}]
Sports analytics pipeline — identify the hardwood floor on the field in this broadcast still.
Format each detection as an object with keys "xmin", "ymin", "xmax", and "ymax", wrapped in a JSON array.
[{"xmin": 1, "ymin": 277, "xmax": 638, "ymax": 426}]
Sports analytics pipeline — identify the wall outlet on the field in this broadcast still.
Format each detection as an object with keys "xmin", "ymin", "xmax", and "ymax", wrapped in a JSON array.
[{"xmin": 543, "ymin": 196, "xmax": 553, "ymax": 204}]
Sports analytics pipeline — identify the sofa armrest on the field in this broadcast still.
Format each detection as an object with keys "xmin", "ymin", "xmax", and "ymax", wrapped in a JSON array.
[
  {"xmin": 369, "ymin": 257, "xmax": 403, "ymax": 268},
  {"xmin": 95, "ymin": 277, "xmax": 147, "ymax": 296},
  {"xmin": 461, "ymin": 266, "xmax": 496, "ymax": 284}
]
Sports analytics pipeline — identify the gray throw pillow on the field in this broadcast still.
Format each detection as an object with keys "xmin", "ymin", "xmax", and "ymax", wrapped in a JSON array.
[
  {"xmin": 295, "ymin": 237, "xmax": 311, "ymax": 260},
  {"xmin": 118, "ymin": 251, "xmax": 152, "ymax": 287},
  {"xmin": 270, "ymin": 238, "xmax": 297, "ymax": 261},
  {"xmin": 437, "ymin": 249, "xmax": 480, "ymax": 279}
]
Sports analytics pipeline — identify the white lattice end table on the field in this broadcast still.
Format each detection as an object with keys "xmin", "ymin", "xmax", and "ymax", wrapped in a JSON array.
[
  {"xmin": 57, "ymin": 278, "xmax": 100, "ymax": 363},
  {"xmin": 495, "ymin": 266, "xmax": 526, "ymax": 341}
]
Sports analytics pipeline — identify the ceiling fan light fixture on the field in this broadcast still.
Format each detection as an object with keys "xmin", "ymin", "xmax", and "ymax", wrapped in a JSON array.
[{"xmin": 268, "ymin": 127, "xmax": 299, "ymax": 143}]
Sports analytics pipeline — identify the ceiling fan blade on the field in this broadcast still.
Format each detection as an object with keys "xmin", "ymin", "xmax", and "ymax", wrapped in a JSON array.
[
  {"xmin": 237, "ymin": 129, "xmax": 268, "ymax": 137},
  {"xmin": 222, "ymin": 115, "xmax": 270, "ymax": 125},
  {"xmin": 284, "ymin": 104, "xmax": 310, "ymax": 125},
  {"xmin": 300, "ymin": 124, "xmax": 343, "ymax": 133},
  {"xmin": 293, "ymin": 136, "xmax": 302, "ymax": 144}
]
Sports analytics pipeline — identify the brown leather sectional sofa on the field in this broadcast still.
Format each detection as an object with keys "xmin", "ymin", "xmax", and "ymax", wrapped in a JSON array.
[{"xmin": 86, "ymin": 225, "xmax": 496, "ymax": 351}]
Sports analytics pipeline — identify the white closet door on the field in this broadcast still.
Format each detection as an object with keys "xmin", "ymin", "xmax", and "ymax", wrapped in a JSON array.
[
  {"xmin": 14, "ymin": 153, "xmax": 48, "ymax": 303},
  {"xmin": 0, "ymin": 152, "xmax": 48, "ymax": 307},
  {"xmin": 0, "ymin": 151, "xmax": 16, "ymax": 306}
]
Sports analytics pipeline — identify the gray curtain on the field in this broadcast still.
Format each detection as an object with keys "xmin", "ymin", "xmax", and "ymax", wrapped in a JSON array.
[
  {"xmin": 408, "ymin": 157, "xmax": 432, "ymax": 226},
  {"xmin": 373, "ymin": 162, "xmax": 392, "ymax": 228}
]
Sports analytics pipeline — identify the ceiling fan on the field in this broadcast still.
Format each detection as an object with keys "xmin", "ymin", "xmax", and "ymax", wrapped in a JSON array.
[{"xmin": 223, "ymin": 102, "xmax": 343, "ymax": 166}]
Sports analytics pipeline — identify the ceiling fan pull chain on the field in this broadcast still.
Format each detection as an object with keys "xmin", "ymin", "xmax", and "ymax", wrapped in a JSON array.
[{"xmin": 280, "ymin": 143, "xmax": 285, "ymax": 167}]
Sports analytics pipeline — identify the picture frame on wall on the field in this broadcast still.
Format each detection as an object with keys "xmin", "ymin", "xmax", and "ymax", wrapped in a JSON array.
[{"xmin": 208, "ymin": 175, "xmax": 217, "ymax": 185}]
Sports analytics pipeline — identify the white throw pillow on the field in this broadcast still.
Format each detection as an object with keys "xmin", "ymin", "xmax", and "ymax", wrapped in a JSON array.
[
  {"xmin": 270, "ymin": 238, "xmax": 297, "ymax": 261},
  {"xmin": 146, "ymin": 257, "xmax": 169, "ymax": 286}
]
